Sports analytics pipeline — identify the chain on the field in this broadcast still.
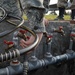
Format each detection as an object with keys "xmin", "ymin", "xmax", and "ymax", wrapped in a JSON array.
[{"xmin": 23, "ymin": 61, "xmax": 28, "ymax": 75}]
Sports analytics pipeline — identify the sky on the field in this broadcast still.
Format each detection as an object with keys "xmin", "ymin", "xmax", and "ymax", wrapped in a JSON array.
[
  {"xmin": 46, "ymin": 0, "xmax": 71, "ymax": 15},
  {"xmin": 49, "ymin": 0, "xmax": 70, "ymax": 5},
  {"xmin": 49, "ymin": 0, "xmax": 58, "ymax": 5}
]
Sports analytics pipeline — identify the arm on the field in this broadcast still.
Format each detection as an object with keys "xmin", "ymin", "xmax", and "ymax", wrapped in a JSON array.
[
  {"xmin": 20, "ymin": 32, "xmax": 43, "ymax": 48},
  {"xmin": 20, "ymin": 0, "xmax": 46, "ymax": 49}
]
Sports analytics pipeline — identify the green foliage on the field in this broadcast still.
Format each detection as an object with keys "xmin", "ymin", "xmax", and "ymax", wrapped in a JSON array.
[
  {"xmin": 64, "ymin": 15, "xmax": 71, "ymax": 20},
  {"xmin": 44, "ymin": 14, "xmax": 71, "ymax": 20},
  {"xmin": 22, "ymin": 14, "xmax": 28, "ymax": 20},
  {"xmin": 23, "ymin": 14, "xmax": 71, "ymax": 20},
  {"xmin": 44, "ymin": 14, "xmax": 57, "ymax": 20}
]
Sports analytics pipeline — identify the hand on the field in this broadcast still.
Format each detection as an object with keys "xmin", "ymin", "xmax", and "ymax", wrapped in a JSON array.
[
  {"xmin": 20, "ymin": 35, "xmax": 35, "ymax": 48},
  {"xmin": 43, "ymin": 18, "xmax": 49, "ymax": 26}
]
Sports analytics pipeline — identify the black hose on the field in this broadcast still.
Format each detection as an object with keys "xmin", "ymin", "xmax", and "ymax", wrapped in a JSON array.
[
  {"xmin": 0, "ymin": 19, "xmax": 24, "ymax": 38},
  {"xmin": 0, "ymin": 7, "xmax": 7, "ymax": 23},
  {"xmin": 1, "ymin": 51, "xmax": 75, "ymax": 75},
  {"xmin": 0, "ymin": 19, "xmax": 39, "ymax": 63},
  {"xmin": 0, "ymin": 33, "xmax": 39, "ymax": 63}
]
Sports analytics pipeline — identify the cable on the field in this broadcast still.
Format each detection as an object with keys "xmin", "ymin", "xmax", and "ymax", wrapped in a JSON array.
[
  {"xmin": 0, "ymin": 7, "xmax": 7, "ymax": 23},
  {"xmin": 0, "ymin": 33, "xmax": 39, "ymax": 63},
  {"xmin": 0, "ymin": 19, "xmax": 24, "ymax": 38}
]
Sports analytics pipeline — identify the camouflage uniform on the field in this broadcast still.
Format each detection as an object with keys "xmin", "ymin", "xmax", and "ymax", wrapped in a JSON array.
[
  {"xmin": 0, "ymin": 0, "xmax": 22, "ymax": 20},
  {"xmin": 0, "ymin": 0, "xmax": 46, "ymax": 67},
  {"xmin": 43, "ymin": 0, "xmax": 50, "ymax": 13},
  {"xmin": 57, "ymin": 0, "xmax": 68, "ymax": 8},
  {"xmin": 24, "ymin": 0, "xmax": 46, "ymax": 33},
  {"xmin": 70, "ymin": 0, "xmax": 75, "ymax": 19},
  {"xmin": 0, "ymin": 0, "xmax": 46, "ymax": 32},
  {"xmin": 55, "ymin": 0, "xmax": 68, "ymax": 20}
]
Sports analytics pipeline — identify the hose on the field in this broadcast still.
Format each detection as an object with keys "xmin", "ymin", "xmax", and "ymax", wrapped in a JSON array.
[
  {"xmin": 0, "ymin": 19, "xmax": 39, "ymax": 63},
  {"xmin": 0, "ymin": 34, "xmax": 39, "ymax": 63},
  {"xmin": 0, "ymin": 19, "xmax": 24, "ymax": 38},
  {"xmin": 0, "ymin": 7, "xmax": 7, "ymax": 23}
]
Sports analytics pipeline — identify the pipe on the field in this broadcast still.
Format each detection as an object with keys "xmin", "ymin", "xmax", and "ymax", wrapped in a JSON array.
[
  {"xmin": 0, "ymin": 51, "xmax": 75, "ymax": 75},
  {"xmin": 0, "ymin": 19, "xmax": 24, "ymax": 38},
  {"xmin": 0, "ymin": 7, "xmax": 7, "ymax": 23},
  {"xmin": 13, "ymin": 31, "xmax": 19, "ymax": 49},
  {"xmin": 69, "ymin": 39, "xmax": 73, "ymax": 50},
  {"xmin": 0, "ymin": 18, "xmax": 39, "ymax": 62},
  {"xmin": 28, "ymin": 51, "xmax": 75, "ymax": 70},
  {"xmin": 0, "ymin": 34, "xmax": 39, "ymax": 62},
  {"xmin": 0, "ymin": 63, "xmax": 23, "ymax": 75}
]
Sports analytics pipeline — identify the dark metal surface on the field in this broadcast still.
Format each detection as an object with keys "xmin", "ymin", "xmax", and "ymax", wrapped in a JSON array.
[
  {"xmin": 28, "ymin": 21, "xmax": 72, "ymax": 75},
  {"xmin": 0, "ymin": 20, "xmax": 75, "ymax": 75},
  {"xmin": 0, "ymin": 7, "xmax": 7, "ymax": 23}
]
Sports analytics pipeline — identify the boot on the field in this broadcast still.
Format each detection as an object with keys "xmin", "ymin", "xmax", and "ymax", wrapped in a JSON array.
[
  {"xmin": 54, "ymin": 7, "xmax": 65, "ymax": 20},
  {"xmin": 54, "ymin": 16, "xmax": 64, "ymax": 20}
]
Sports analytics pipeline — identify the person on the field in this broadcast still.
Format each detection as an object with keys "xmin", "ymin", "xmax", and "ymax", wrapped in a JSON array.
[
  {"xmin": 20, "ymin": 0, "xmax": 48, "ymax": 48},
  {"xmin": 70, "ymin": 0, "xmax": 75, "ymax": 20},
  {"xmin": 43, "ymin": 0, "xmax": 50, "ymax": 13},
  {"xmin": 0, "ymin": 0, "xmax": 48, "ymax": 69},
  {"xmin": 0, "ymin": 0, "xmax": 22, "ymax": 51},
  {"xmin": 55, "ymin": 0, "xmax": 68, "ymax": 20},
  {"xmin": 0, "ymin": 0, "xmax": 48, "ymax": 53}
]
